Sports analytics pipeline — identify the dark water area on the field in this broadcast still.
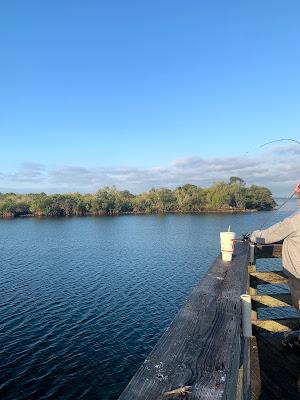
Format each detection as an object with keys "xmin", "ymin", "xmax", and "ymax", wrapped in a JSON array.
[{"xmin": 0, "ymin": 198, "xmax": 297, "ymax": 399}]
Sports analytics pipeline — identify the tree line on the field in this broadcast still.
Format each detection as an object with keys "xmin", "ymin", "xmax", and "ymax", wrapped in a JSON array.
[{"xmin": 0, "ymin": 177, "xmax": 276, "ymax": 218}]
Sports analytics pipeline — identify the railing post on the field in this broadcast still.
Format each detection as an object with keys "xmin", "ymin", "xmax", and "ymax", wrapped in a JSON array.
[
  {"xmin": 249, "ymin": 243, "xmax": 255, "ymax": 264},
  {"xmin": 241, "ymin": 294, "xmax": 252, "ymax": 338}
]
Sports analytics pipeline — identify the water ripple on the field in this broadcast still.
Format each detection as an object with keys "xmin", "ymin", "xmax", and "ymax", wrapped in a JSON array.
[{"xmin": 0, "ymin": 205, "xmax": 295, "ymax": 399}]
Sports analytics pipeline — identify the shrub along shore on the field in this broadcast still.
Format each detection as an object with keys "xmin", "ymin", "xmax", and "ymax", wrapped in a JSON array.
[{"xmin": 0, "ymin": 178, "xmax": 276, "ymax": 218}]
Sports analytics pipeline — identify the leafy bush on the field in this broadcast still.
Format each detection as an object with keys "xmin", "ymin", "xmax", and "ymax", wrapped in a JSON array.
[{"xmin": 0, "ymin": 177, "xmax": 276, "ymax": 217}]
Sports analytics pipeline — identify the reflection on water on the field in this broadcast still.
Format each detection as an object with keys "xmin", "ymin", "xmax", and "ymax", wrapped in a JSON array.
[{"xmin": 0, "ymin": 197, "xmax": 297, "ymax": 399}]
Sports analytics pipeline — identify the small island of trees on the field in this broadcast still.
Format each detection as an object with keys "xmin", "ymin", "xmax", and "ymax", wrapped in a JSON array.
[{"xmin": 0, "ymin": 177, "xmax": 276, "ymax": 218}]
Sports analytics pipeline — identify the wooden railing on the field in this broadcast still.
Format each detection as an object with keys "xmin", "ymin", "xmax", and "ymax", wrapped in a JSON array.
[
  {"xmin": 119, "ymin": 242, "xmax": 293, "ymax": 399},
  {"xmin": 250, "ymin": 242, "xmax": 295, "ymax": 335},
  {"xmin": 119, "ymin": 242, "xmax": 250, "ymax": 399}
]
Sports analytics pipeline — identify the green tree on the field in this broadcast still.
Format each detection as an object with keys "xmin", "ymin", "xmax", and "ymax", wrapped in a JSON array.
[
  {"xmin": 206, "ymin": 182, "xmax": 232, "ymax": 209},
  {"xmin": 229, "ymin": 176, "xmax": 245, "ymax": 186},
  {"xmin": 244, "ymin": 185, "xmax": 276, "ymax": 210},
  {"xmin": 0, "ymin": 181, "xmax": 277, "ymax": 218},
  {"xmin": 174, "ymin": 184, "xmax": 206, "ymax": 211}
]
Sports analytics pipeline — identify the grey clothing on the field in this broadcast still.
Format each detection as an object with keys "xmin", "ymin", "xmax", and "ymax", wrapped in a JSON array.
[
  {"xmin": 250, "ymin": 199, "xmax": 300, "ymax": 279},
  {"xmin": 288, "ymin": 275, "xmax": 300, "ymax": 309}
]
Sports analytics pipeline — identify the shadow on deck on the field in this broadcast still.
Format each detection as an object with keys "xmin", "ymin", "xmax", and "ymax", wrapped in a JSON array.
[
  {"xmin": 251, "ymin": 333, "xmax": 300, "ymax": 400},
  {"xmin": 251, "ymin": 245, "xmax": 300, "ymax": 400}
]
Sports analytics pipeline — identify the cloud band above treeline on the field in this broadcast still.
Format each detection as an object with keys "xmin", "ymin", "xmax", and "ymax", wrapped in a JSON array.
[{"xmin": 1, "ymin": 145, "xmax": 299, "ymax": 196}]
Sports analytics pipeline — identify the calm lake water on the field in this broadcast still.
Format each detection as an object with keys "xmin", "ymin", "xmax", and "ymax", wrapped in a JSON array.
[{"xmin": 0, "ymin": 199, "xmax": 297, "ymax": 399}]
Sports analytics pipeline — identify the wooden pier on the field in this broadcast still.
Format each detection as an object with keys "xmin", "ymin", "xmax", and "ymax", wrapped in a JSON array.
[
  {"xmin": 119, "ymin": 242, "xmax": 300, "ymax": 399},
  {"xmin": 250, "ymin": 243, "xmax": 300, "ymax": 399}
]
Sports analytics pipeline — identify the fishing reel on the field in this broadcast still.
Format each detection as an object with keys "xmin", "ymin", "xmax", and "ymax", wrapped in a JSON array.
[
  {"xmin": 234, "ymin": 232, "xmax": 253, "ymax": 244},
  {"xmin": 242, "ymin": 232, "xmax": 258, "ymax": 244},
  {"xmin": 242, "ymin": 232, "xmax": 251, "ymax": 242}
]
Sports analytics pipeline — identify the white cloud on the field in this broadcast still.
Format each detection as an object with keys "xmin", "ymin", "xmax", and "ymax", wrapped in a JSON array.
[{"xmin": 0, "ymin": 144, "xmax": 299, "ymax": 196}]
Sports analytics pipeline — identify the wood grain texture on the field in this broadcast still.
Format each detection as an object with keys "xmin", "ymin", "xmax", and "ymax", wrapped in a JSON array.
[
  {"xmin": 250, "ymin": 242, "xmax": 300, "ymax": 399},
  {"xmin": 118, "ymin": 243, "xmax": 249, "ymax": 400},
  {"xmin": 252, "ymin": 319, "xmax": 299, "ymax": 333},
  {"xmin": 250, "ymin": 271, "xmax": 287, "ymax": 286},
  {"xmin": 251, "ymin": 294, "xmax": 293, "ymax": 309},
  {"xmin": 249, "ymin": 336, "xmax": 261, "ymax": 400},
  {"xmin": 241, "ymin": 337, "xmax": 251, "ymax": 400}
]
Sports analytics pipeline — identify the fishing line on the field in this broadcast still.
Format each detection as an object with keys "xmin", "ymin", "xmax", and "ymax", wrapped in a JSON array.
[
  {"xmin": 239, "ymin": 137, "xmax": 300, "ymax": 232},
  {"xmin": 258, "ymin": 191, "xmax": 295, "ymax": 231},
  {"xmin": 252, "ymin": 138, "xmax": 300, "ymax": 231},
  {"xmin": 260, "ymin": 138, "xmax": 300, "ymax": 148}
]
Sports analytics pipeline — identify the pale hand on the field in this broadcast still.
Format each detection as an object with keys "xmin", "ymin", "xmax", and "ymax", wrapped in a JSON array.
[{"xmin": 295, "ymin": 183, "xmax": 300, "ymax": 198}]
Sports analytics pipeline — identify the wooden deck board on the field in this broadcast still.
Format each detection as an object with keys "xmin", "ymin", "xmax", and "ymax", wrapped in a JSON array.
[
  {"xmin": 251, "ymin": 247, "xmax": 300, "ymax": 399},
  {"xmin": 250, "ymin": 333, "xmax": 300, "ymax": 400},
  {"xmin": 250, "ymin": 271, "xmax": 288, "ymax": 286},
  {"xmin": 249, "ymin": 337, "xmax": 261, "ymax": 400},
  {"xmin": 252, "ymin": 294, "xmax": 293, "ymax": 309},
  {"xmin": 252, "ymin": 319, "xmax": 300, "ymax": 333}
]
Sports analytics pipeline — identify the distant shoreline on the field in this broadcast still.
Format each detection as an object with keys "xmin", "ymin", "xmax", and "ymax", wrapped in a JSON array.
[
  {"xmin": 0, "ymin": 182, "xmax": 276, "ymax": 218},
  {"xmin": 0, "ymin": 208, "xmax": 266, "ymax": 219}
]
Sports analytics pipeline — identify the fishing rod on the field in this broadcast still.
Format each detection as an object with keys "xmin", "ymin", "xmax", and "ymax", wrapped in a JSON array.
[
  {"xmin": 256, "ymin": 138, "xmax": 300, "ymax": 231},
  {"xmin": 260, "ymin": 138, "xmax": 300, "ymax": 148},
  {"xmin": 219, "ymin": 137, "xmax": 299, "ymax": 244},
  {"xmin": 259, "ymin": 138, "xmax": 298, "ymax": 229},
  {"xmin": 256, "ymin": 190, "xmax": 295, "ymax": 232},
  {"xmin": 236, "ymin": 137, "xmax": 300, "ymax": 242}
]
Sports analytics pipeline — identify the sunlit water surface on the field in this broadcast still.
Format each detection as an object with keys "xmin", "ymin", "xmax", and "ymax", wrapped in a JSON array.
[{"xmin": 0, "ymin": 199, "xmax": 297, "ymax": 399}]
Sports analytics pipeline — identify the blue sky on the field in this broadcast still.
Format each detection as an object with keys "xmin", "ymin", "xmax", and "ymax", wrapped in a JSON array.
[{"xmin": 0, "ymin": 1, "xmax": 300, "ymax": 194}]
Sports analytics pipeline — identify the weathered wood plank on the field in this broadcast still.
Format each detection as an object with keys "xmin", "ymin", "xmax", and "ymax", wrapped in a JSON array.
[
  {"xmin": 249, "ymin": 286, "xmax": 257, "ymax": 296},
  {"xmin": 248, "ymin": 264, "xmax": 256, "ymax": 274},
  {"xmin": 252, "ymin": 319, "xmax": 300, "ymax": 333},
  {"xmin": 249, "ymin": 336, "xmax": 261, "ymax": 400},
  {"xmin": 241, "ymin": 337, "xmax": 251, "ymax": 400},
  {"xmin": 252, "ymin": 294, "xmax": 293, "ymax": 309},
  {"xmin": 255, "ymin": 244, "xmax": 282, "ymax": 259},
  {"xmin": 250, "ymin": 271, "xmax": 287, "ymax": 286},
  {"xmin": 251, "ymin": 310, "xmax": 257, "ymax": 322},
  {"xmin": 119, "ymin": 243, "xmax": 249, "ymax": 400},
  {"xmin": 250, "ymin": 241, "xmax": 300, "ymax": 399}
]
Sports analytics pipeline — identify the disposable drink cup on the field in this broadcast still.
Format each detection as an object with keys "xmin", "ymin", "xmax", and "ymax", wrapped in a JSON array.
[
  {"xmin": 220, "ymin": 232, "xmax": 236, "ymax": 262},
  {"xmin": 222, "ymin": 251, "xmax": 233, "ymax": 262}
]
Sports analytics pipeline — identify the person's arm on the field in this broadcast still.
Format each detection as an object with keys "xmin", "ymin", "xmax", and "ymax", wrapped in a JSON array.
[
  {"xmin": 251, "ymin": 182, "xmax": 300, "ymax": 244},
  {"xmin": 296, "ymin": 183, "xmax": 300, "ymax": 207},
  {"xmin": 250, "ymin": 217, "xmax": 296, "ymax": 244},
  {"xmin": 250, "ymin": 183, "xmax": 300, "ymax": 244}
]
